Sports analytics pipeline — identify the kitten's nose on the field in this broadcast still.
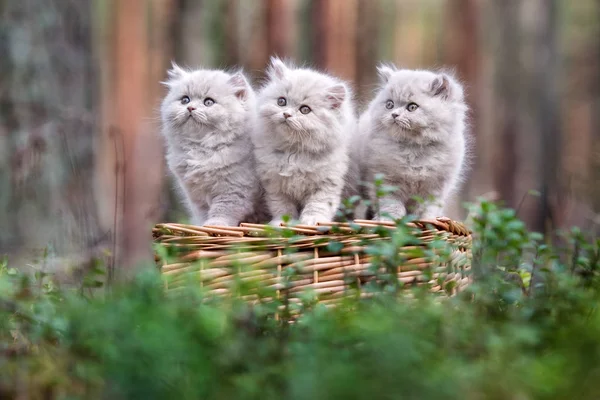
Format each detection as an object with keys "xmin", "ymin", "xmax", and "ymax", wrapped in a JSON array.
[
  {"xmin": 187, "ymin": 106, "xmax": 196, "ymax": 112},
  {"xmin": 283, "ymin": 112, "xmax": 292, "ymax": 119},
  {"xmin": 391, "ymin": 113, "xmax": 399, "ymax": 119}
]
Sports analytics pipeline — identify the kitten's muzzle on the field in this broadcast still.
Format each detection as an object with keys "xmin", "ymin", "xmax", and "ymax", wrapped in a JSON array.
[{"xmin": 389, "ymin": 114, "xmax": 413, "ymax": 131}]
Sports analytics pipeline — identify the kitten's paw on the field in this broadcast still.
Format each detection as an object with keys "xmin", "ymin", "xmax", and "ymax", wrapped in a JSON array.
[
  {"xmin": 204, "ymin": 218, "xmax": 238, "ymax": 227},
  {"xmin": 374, "ymin": 215, "xmax": 394, "ymax": 223},
  {"xmin": 269, "ymin": 218, "xmax": 285, "ymax": 227},
  {"xmin": 421, "ymin": 207, "xmax": 443, "ymax": 220},
  {"xmin": 299, "ymin": 215, "xmax": 327, "ymax": 226}
]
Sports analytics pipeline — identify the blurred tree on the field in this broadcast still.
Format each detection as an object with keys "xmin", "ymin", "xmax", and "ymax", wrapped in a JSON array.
[
  {"xmin": 266, "ymin": 0, "xmax": 296, "ymax": 60},
  {"xmin": 531, "ymin": 0, "xmax": 560, "ymax": 233},
  {"xmin": 356, "ymin": 0, "xmax": 380, "ymax": 99},
  {"xmin": 393, "ymin": 0, "xmax": 425, "ymax": 69},
  {"xmin": 176, "ymin": 0, "xmax": 216, "ymax": 67},
  {"xmin": 489, "ymin": 0, "xmax": 561, "ymax": 233},
  {"xmin": 224, "ymin": 0, "xmax": 240, "ymax": 66},
  {"xmin": 591, "ymin": 0, "xmax": 600, "ymax": 214},
  {"xmin": 490, "ymin": 0, "xmax": 520, "ymax": 220},
  {"xmin": 511, "ymin": 0, "xmax": 561, "ymax": 233},
  {"xmin": 376, "ymin": 0, "xmax": 396, "ymax": 62},
  {"xmin": 239, "ymin": 0, "xmax": 269, "ymax": 79},
  {"xmin": 311, "ymin": 0, "xmax": 357, "ymax": 82},
  {"xmin": 443, "ymin": 0, "xmax": 481, "ymax": 219},
  {"xmin": 310, "ymin": 0, "xmax": 327, "ymax": 69},
  {"xmin": 0, "ymin": 0, "xmax": 103, "ymax": 265},
  {"xmin": 96, "ymin": 0, "xmax": 172, "ymax": 280}
]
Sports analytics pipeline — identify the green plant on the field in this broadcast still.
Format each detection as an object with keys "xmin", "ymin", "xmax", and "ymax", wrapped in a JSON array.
[{"xmin": 1, "ymin": 201, "xmax": 600, "ymax": 399}]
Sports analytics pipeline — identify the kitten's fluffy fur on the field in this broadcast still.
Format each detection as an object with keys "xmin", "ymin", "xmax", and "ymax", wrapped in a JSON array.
[
  {"xmin": 253, "ymin": 57, "xmax": 356, "ymax": 225},
  {"xmin": 358, "ymin": 65, "xmax": 469, "ymax": 220},
  {"xmin": 161, "ymin": 64, "xmax": 265, "ymax": 226}
]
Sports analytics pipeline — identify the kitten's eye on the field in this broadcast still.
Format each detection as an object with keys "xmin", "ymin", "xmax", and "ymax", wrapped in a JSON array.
[
  {"xmin": 181, "ymin": 96, "xmax": 191, "ymax": 105},
  {"xmin": 299, "ymin": 105, "xmax": 311, "ymax": 114},
  {"xmin": 277, "ymin": 97, "xmax": 287, "ymax": 107},
  {"xmin": 385, "ymin": 100, "xmax": 394, "ymax": 110},
  {"xmin": 406, "ymin": 102, "xmax": 419, "ymax": 112},
  {"xmin": 204, "ymin": 98, "xmax": 215, "ymax": 107}
]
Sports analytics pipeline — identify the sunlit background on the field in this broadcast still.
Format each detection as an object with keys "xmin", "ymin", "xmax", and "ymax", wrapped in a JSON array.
[{"xmin": 1, "ymin": 0, "xmax": 599, "ymax": 273}]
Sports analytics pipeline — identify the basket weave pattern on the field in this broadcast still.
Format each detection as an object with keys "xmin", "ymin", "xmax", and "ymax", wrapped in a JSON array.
[{"xmin": 153, "ymin": 217, "xmax": 472, "ymax": 305}]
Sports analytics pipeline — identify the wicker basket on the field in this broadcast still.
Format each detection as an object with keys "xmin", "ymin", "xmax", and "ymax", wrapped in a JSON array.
[{"xmin": 153, "ymin": 218, "xmax": 472, "ymax": 308}]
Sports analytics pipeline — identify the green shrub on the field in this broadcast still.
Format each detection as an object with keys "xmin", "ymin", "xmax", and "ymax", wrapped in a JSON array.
[{"xmin": 1, "ymin": 201, "xmax": 600, "ymax": 399}]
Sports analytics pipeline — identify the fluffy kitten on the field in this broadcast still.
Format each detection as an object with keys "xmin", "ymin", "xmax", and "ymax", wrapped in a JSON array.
[
  {"xmin": 253, "ymin": 57, "xmax": 356, "ymax": 226},
  {"xmin": 160, "ymin": 63, "xmax": 265, "ymax": 226},
  {"xmin": 359, "ymin": 65, "xmax": 469, "ymax": 220}
]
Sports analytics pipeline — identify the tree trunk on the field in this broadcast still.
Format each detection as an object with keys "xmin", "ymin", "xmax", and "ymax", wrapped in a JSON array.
[
  {"xmin": 355, "ymin": 0, "xmax": 380, "ymax": 100},
  {"xmin": 393, "ymin": 0, "xmax": 425, "ymax": 68},
  {"xmin": 0, "ymin": 0, "xmax": 102, "ymax": 266},
  {"xmin": 591, "ymin": 0, "xmax": 600, "ymax": 215},
  {"xmin": 490, "ymin": 0, "xmax": 520, "ymax": 215},
  {"xmin": 101, "ymin": 0, "xmax": 170, "ymax": 280},
  {"xmin": 515, "ymin": 0, "xmax": 560, "ymax": 233},
  {"xmin": 443, "ymin": 0, "xmax": 481, "ymax": 219},
  {"xmin": 532, "ymin": 0, "xmax": 560, "ymax": 233},
  {"xmin": 311, "ymin": 0, "xmax": 358, "ymax": 82},
  {"xmin": 266, "ymin": 0, "xmax": 296, "ymax": 59}
]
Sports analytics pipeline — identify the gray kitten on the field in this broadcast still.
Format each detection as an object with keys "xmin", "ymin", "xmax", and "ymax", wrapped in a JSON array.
[
  {"xmin": 358, "ymin": 65, "xmax": 469, "ymax": 220},
  {"xmin": 253, "ymin": 57, "xmax": 356, "ymax": 226},
  {"xmin": 160, "ymin": 64, "xmax": 265, "ymax": 226}
]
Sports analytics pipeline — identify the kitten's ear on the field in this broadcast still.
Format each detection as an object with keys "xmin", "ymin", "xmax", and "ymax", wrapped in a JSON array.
[
  {"xmin": 377, "ymin": 64, "xmax": 395, "ymax": 84},
  {"xmin": 267, "ymin": 57, "xmax": 289, "ymax": 80},
  {"xmin": 227, "ymin": 72, "xmax": 250, "ymax": 100},
  {"xmin": 430, "ymin": 74, "xmax": 453, "ymax": 100},
  {"xmin": 326, "ymin": 84, "xmax": 347, "ymax": 109},
  {"xmin": 166, "ymin": 62, "xmax": 187, "ymax": 81}
]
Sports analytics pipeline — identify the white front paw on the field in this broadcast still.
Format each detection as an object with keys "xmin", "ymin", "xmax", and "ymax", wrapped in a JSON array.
[
  {"xmin": 374, "ymin": 209, "xmax": 403, "ymax": 221},
  {"xmin": 421, "ymin": 207, "xmax": 443, "ymax": 220},
  {"xmin": 374, "ymin": 214, "xmax": 394, "ymax": 222},
  {"xmin": 269, "ymin": 218, "xmax": 285, "ymax": 227},
  {"xmin": 300, "ymin": 215, "xmax": 326, "ymax": 226},
  {"xmin": 204, "ymin": 218, "xmax": 237, "ymax": 227}
]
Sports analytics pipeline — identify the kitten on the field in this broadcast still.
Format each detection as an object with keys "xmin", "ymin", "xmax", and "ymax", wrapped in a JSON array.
[
  {"xmin": 359, "ymin": 65, "xmax": 469, "ymax": 220},
  {"xmin": 252, "ymin": 57, "xmax": 356, "ymax": 226},
  {"xmin": 160, "ymin": 63, "xmax": 266, "ymax": 226}
]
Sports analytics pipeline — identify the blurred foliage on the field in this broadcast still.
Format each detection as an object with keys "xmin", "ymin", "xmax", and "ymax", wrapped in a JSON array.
[{"xmin": 1, "ymin": 201, "xmax": 600, "ymax": 399}]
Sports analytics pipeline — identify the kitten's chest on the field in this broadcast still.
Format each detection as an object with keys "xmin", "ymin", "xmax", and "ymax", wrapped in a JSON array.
[
  {"xmin": 369, "ymin": 141, "xmax": 453, "ymax": 181},
  {"xmin": 170, "ymin": 145, "xmax": 243, "ymax": 177},
  {"xmin": 269, "ymin": 151, "xmax": 320, "ymax": 178},
  {"xmin": 263, "ymin": 152, "xmax": 331, "ymax": 198}
]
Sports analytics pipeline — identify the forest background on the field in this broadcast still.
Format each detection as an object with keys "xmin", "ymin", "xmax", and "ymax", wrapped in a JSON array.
[{"xmin": 1, "ymin": 0, "xmax": 599, "ymax": 276}]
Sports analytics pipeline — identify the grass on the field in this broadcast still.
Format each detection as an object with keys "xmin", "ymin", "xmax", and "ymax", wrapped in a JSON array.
[{"xmin": 1, "ymin": 200, "xmax": 600, "ymax": 399}]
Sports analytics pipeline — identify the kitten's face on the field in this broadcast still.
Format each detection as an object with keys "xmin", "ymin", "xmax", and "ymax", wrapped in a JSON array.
[
  {"xmin": 371, "ymin": 67, "xmax": 465, "ymax": 141},
  {"xmin": 258, "ymin": 58, "xmax": 347, "ymax": 147},
  {"xmin": 161, "ymin": 65, "xmax": 252, "ymax": 136}
]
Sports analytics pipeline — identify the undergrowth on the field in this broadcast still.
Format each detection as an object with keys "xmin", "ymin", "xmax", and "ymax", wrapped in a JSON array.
[{"xmin": 1, "ymin": 200, "xmax": 600, "ymax": 399}]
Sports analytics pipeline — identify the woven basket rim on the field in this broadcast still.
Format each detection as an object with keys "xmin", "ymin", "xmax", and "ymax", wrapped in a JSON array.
[{"xmin": 152, "ymin": 217, "xmax": 471, "ymax": 240}]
